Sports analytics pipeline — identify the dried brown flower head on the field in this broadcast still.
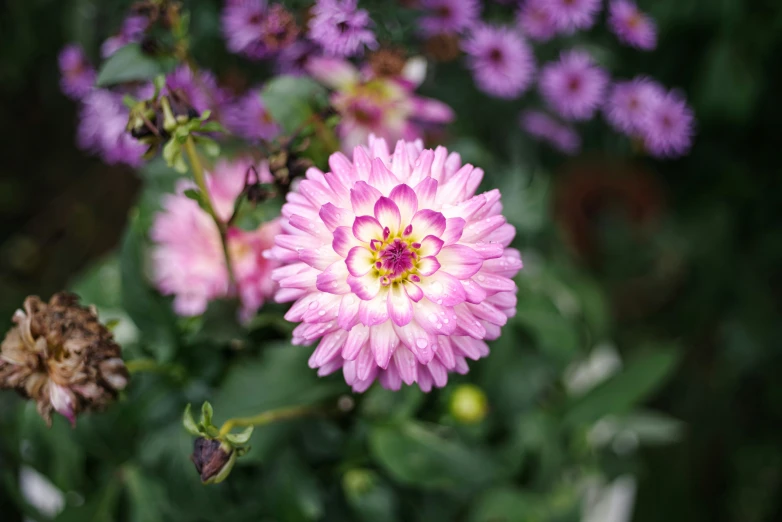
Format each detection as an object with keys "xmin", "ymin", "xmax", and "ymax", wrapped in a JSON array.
[
  {"xmin": 0, "ymin": 293, "xmax": 129, "ymax": 426},
  {"xmin": 424, "ymin": 34, "xmax": 461, "ymax": 62},
  {"xmin": 368, "ymin": 49, "xmax": 407, "ymax": 78}
]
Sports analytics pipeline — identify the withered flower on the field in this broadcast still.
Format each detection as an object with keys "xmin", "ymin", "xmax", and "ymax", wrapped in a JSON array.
[
  {"xmin": 191, "ymin": 438, "xmax": 237, "ymax": 485},
  {"xmin": 368, "ymin": 49, "xmax": 407, "ymax": 78},
  {"xmin": 0, "ymin": 293, "xmax": 129, "ymax": 426}
]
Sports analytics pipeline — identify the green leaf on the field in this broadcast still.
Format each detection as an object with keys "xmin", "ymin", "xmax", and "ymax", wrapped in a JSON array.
[
  {"xmin": 124, "ymin": 466, "xmax": 170, "ymax": 522},
  {"xmin": 563, "ymin": 347, "xmax": 681, "ymax": 427},
  {"xmin": 514, "ymin": 293, "xmax": 581, "ymax": 365},
  {"xmin": 225, "ymin": 426, "xmax": 254, "ymax": 445},
  {"xmin": 96, "ymin": 44, "xmax": 172, "ymax": 87},
  {"xmin": 467, "ymin": 488, "xmax": 547, "ymax": 522},
  {"xmin": 200, "ymin": 401, "xmax": 214, "ymax": 428},
  {"xmin": 261, "ymin": 76, "xmax": 329, "ymax": 134},
  {"xmin": 262, "ymin": 451, "xmax": 324, "ymax": 522},
  {"xmin": 54, "ymin": 475, "xmax": 122, "ymax": 522},
  {"xmin": 343, "ymin": 470, "xmax": 399, "ymax": 522},
  {"xmin": 182, "ymin": 404, "xmax": 200, "ymax": 436},
  {"xmin": 369, "ymin": 421, "xmax": 498, "ymax": 490}
]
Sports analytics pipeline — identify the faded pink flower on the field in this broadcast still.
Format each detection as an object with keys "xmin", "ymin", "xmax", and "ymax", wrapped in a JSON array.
[
  {"xmin": 308, "ymin": 57, "xmax": 454, "ymax": 151},
  {"xmin": 151, "ymin": 158, "xmax": 281, "ymax": 320},
  {"xmin": 270, "ymin": 136, "xmax": 522, "ymax": 392}
]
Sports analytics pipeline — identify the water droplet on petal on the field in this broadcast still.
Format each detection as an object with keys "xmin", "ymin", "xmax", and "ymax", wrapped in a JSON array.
[
  {"xmin": 416, "ymin": 338, "xmax": 428, "ymax": 349},
  {"xmin": 436, "ymin": 323, "xmax": 442, "ymax": 329},
  {"xmin": 308, "ymin": 301, "xmax": 319, "ymax": 310},
  {"xmin": 318, "ymin": 310, "xmax": 326, "ymax": 316},
  {"xmin": 477, "ymin": 275, "xmax": 486, "ymax": 282},
  {"xmin": 427, "ymin": 313, "xmax": 437, "ymax": 323},
  {"xmin": 430, "ymin": 281, "xmax": 443, "ymax": 295}
]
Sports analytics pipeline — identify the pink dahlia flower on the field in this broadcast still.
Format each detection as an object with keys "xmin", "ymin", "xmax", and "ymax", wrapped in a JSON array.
[
  {"xmin": 308, "ymin": 57, "xmax": 454, "ymax": 151},
  {"xmin": 151, "ymin": 158, "xmax": 281, "ymax": 320},
  {"xmin": 270, "ymin": 136, "xmax": 523, "ymax": 392}
]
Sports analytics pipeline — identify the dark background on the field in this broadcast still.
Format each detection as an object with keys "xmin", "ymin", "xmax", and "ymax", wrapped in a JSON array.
[{"xmin": 1, "ymin": 1, "xmax": 782, "ymax": 521}]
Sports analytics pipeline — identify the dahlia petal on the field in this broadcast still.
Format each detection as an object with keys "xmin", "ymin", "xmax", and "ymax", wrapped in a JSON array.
[
  {"xmin": 346, "ymin": 246, "xmax": 375, "ymax": 277},
  {"xmin": 299, "ymin": 245, "xmax": 341, "ymax": 270},
  {"xmin": 275, "ymin": 287, "xmax": 306, "ymax": 303},
  {"xmin": 427, "ymin": 358, "xmax": 449, "ymax": 388},
  {"xmin": 418, "ymin": 235, "xmax": 444, "ymax": 257},
  {"xmin": 328, "ymin": 151, "xmax": 355, "ymax": 181},
  {"xmin": 461, "ymin": 278, "xmax": 489, "ymax": 304},
  {"xmin": 410, "ymin": 209, "xmax": 446, "ymax": 238},
  {"xmin": 417, "ymin": 256, "xmax": 441, "ymax": 276},
  {"xmin": 290, "ymin": 214, "xmax": 329, "ymax": 239},
  {"xmin": 338, "ymin": 294, "xmax": 361, "ymax": 331},
  {"xmin": 483, "ymin": 321, "xmax": 502, "ymax": 340},
  {"xmin": 319, "ymin": 203, "xmax": 353, "ymax": 231},
  {"xmin": 471, "ymin": 241, "xmax": 506, "ymax": 260},
  {"xmin": 317, "ymin": 358, "xmax": 344, "ymax": 376},
  {"xmin": 430, "ymin": 146, "xmax": 448, "ymax": 181},
  {"xmin": 388, "ymin": 184, "xmax": 418, "ymax": 226},
  {"xmin": 392, "ymin": 320, "xmax": 435, "ymax": 364},
  {"xmin": 352, "ymin": 373, "xmax": 377, "ymax": 393},
  {"xmin": 348, "ymin": 272, "xmax": 382, "ymax": 300},
  {"xmin": 408, "ymin": 149, "xmax": 435, "ymax": 186},
  {"xmin": 402, "ymin": 280, "xmax": 424, "ymax": 302},
  {"xmin": 417, "ymin": 366, "xmax": 433, "ymax": 392},
  {"xmin": 414, "ymin": 177, "xmax": 438, "ymax": 209},
  {"xmin": 369, "ymin": 158, "xmax": 401, "ymax": 195},
  {"xmin": 352, "ymin": 215, "xmax": 384, "ymax": 243},
  {"xmin": 437, "ymin": 245, "xmax": 483, "ymax": 279},
  {"xmin": 316, "ymin": 261, "xmax": 351, "ymax": 294},
  {"xmin": 437, "ymin": 164, "xmax": 474, "ymax": 204},
  {"xmin": 481, "ymin": 250, "xmax": 523, "ymax": 277},
  {"xmin": 474, "ymin": 271, "xmax": 517, "ymax": 294},
  {"xmin": 370, "ymin": 321, "xmax": 400, "ymax": 368},
  {"xmin": 379, "ymin": 363, "xmax": 403, "ymax": 390},
  {"xmin": 391, "ymin": 141, "xmax": 412, "ymax": 182},
  {"xmin": 343, "ymin": 359, "xmax": 358, "ymax": 385},
  {"xmin": 284, "ymin": 293, "xmax": 321, "ymax": 322},
  {"xmin": 272, "ymin": 262, "xmax": 310, "ymax": 282},
  {"xmin": 441, "ymin": 218, "xmax": 466, "ymax": 245},
  {"xmin": 461, "ymin": 215, "xmax": 507, "ymax": 243},
  {"xmin": 279, "ymin": 267, "xmax": 319, "ymax": 289},
  {"xmin": 358, "ymin": 292, "xmax": 389, "ymax": 325},
  {"xmin": 333, "ymin": 226, "xmax": 361, "ymax": 256},
  {"xmin": 343, "ymin": 323, "xmax": 369, "ymax": 360},
  {"xmin": 373, "ymin": 199, "xmax": 401, "ymax": 237},
  {"xmin": 421, "ymin": 271, "xmax": 467, "ymax": 306},
  {"xmin": 412, "ymin": 96, "xmax": 456, "ymax": 124},
  {"xmin": 356, "ymin": 343, "xmax": 376, "ymax": 381},
  {"xmin": 275, "ymin": 234, "xmax": 323, "ymax": 252},
  {"xmin": 452, "ymin": 336, "xmax": 490, "ymax": 360},
  {"xmin": 440, "ymin": 193, "xmax": 486, "ymax": 220},
  {"xmin": 453, "ymin": 305, "xmax": 487, "ymax": 339},
  {"xmin": 298, "ymin": 178, "xmax": 336, "ymax": 208},
  {"xmin": 309, "ymin": 330, "xmax": 347, "ymax": 368},
  {"xmin": 387, "ymin": 283, "xmax": 413, "ymax": 326},
  {"xmin": 467, "ymin": 301, "xmax": 508, "ymax": 327},
  {"xmin": 352, "ymin": 146, "xmax": 373, "ymax": 181},
  {"xmin": 393, "ymin": 345, "xmax": 418, "ymax": 385},
  {"xmin": 350, "ymin": 181, "xmax": 383, "ymax": 216},
  {"xmin": 302, "ymin": 293, "xmax": 341, "ymax": 323},
  {"xmin": 485, "ymin": 223, "xmax": 517, "ymax": 247}
]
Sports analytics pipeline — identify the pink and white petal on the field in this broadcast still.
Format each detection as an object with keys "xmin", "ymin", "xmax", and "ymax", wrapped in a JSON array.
[
  {"xmin": 351, "ymin": 146, "xmax": 373, "ymax": 181},
  {"xmin": 298, "ymin": 178, "xmax": 336, "ymax": 209},
  {"xmin": 373, "ymin": 197, "xmax": 401, "ymax": 234},
  {"xmin": 272, "ymin": 262, "xmax": 309, "ymax": 282},
  {"xmin": 358, "ymin": 292, "xmax": 390, "ymax": 325},
  {"xmin": 316, "ymin": 261, "xmax": 351, "ymax": 294},
  {"xmin": 452, "ymin": 305, "xmax": 487, "ymax": 339},
  {"xmin": 441, "ymin": 218, "xmax": 465, "ymax": 245},
  {"xmin": 471, "ymin": 189, "xmax": 501, "ymax": 220},
  {"xmin": 352, "ymin": 215, "xmax": 384, "ymax": 243},
  {"xmin": 412, "ymin": 298, "xmax": 457, "ymax": 335},
  {"xmin": 461, "ymin": 215, "xmax": 507, "ymax": 243},
  {"xmin": 352, "ymin": 373, "xmax": 377, "ymax": 393},
  {"xmin": 338, "ymin": 294, "xmax": 361, "ymax": 331},
  {"xmin": 289, "ymin": 214, "xmax": 330, "ymax": 240},
  {"xmin": 306, "ymin": 57, "xmax": 358, "ymax": 89},
  {"xmin": 328, "ymin": 151, "xmax": 355, "ymax": 183},
  {"xmin": 475, "ymin": 271, "xmax": 517, "ymax": 294},
  {"xmin": 451, "ymin": 336, "xmax": 490, "ymax": 360},
  {"xmin": 470, "ymin": 241, "xmax": 505, "ymax": 260},
  {"xmin": 392, "ymin": 320, "xmax": 436, "ymax": 364},
  {"xmin": 350, "ymin": 181, "xmax": 382, "ymax": 216},
  {"xmin": 440, "ymin": 193, "xmax": 486, "ymax": 220},
  {"xmin": 426, "ymin": 358, "xmax": 449, "ymax": 388},
  {"xmin": 464, "ymin": 168, "xmax": 484, "ymax": 199},
  {"xmin": 437, "ymin": 245, "xmax": 483, "ymax": 279},
  {"xmin": 420, "ymin": 271, "xmax": 467, "ymax": 306},
  {"xmin": 402, "ymin": 280, "xmax": 424, "ymax": 302},
  {"xmin": 368, "ymin": 158, "xmax": 400, "ymax": 195},
  {"xmin": 390, "ymin": 140, "xmax": 412, "ymax": 182},
  {"xmin": 481, "ymin": 250, "xmax": 523, "ymax": 277},
  {"xmin": 430, "ymin": 146, "xmax": 448, "ymax": 181},
  {"xmin": 302, "ymin": 293, "xmax": 341, "ymax": 323},
  {"xmin": 435, "ymin": 337, "xmax": 457, "ymax": 370},
  {"xmin": 416, "ymin": 256, "xmax": 441, "ymax": 276},
  {"xmin": 412, "ymin": 96, "xmax": 455, "ymax": 124},
  {"xmin": 279, "ymin": 267, "xmax": 319, "ymax": 289},
  {"xmin": 284, "ymin": 293, "xmax": 322, "ymax": 322},
  {"xmin": 370, "ymin": 321, "xmax": 400, "ymax": 369},
  {"xmin": 355, "ymin": 343, "xmax": 376, "ymax": 381},
  {"xmin": 275, "ymin": 287, "xmax": 306, "ymax": 303},
  {"xmin": 299, "ymin": 245, "xmax": 341, "ymax": 270},
  {"xmin": 413, "ymin": 177, "xmax": 438, "ymax": 209},
  {"xmin": 484, "ymin": 223, "xmax": 516, "ymax": 247},
  {"xmin": 388, "ymin": 184, "xmax": 418, "ymax": 226},
  {"xmin": 393, "ymin": 345, "xmax": 418, "ymax": 385},
  {"xmin": 317, "ymin": 358, "xmax": 343, "ymax": 377},
  {"xmin": 343, "ymin": 359, "xmax": 357, "ymax": 385},
  {"xmin": 346, "ymin": 246, "xmax": 375, "ymax": 277},
  {"xmin": 319, "ymin": 203, "xmax": 353, "ymax": 231},
  {"xmin": 482, "ymin": 321, "xmax": 502, "ymax": 340},
  {"xmin": 417, "ymin": 365, "xmax": 433, "ymax": 392},
  {"xmin": 387, "ymin": 283, "xmax": 413, "ymax": 326},
  {"xmin": 417, "ymin": 235, "xmax": 444, "ymax": 257},
  {"xmin": 275, "ymin": 234, "xmax": 323, "ymax": 252},
  {"xmin": 348, "ymin": 272, "xmax": 382, "ymax": 300},
  {"xmin": 333, "ymin": 226, "xmax": 361, "ymax": 256},
  {"xmin": 309, "ymin": 330, "xmax": 347, "ymax": 368},
  {"xmin": 410, "ymin": 209, "xmax": 446, "ymax": 238},
  {"xmin": 461, "ymin": 278, "xmax": 489, "ymax": 304},
  {"xmin": 487, "ymin": 291, "xmax": 517, "ymax": 309},
  {"xmin": 379, "ymin": 364, "xmax": 402, "ymax": 391},
  {"xmin": 467, "ymin": 301, "xmax": 508, "ymax": 327},
  {"xmin": 343, "ymin": 323, "xmax": 369, "ymax": 360},
  {"xmin": 436, "ymin": 164, "xmax": 474, "ymax": 205}
]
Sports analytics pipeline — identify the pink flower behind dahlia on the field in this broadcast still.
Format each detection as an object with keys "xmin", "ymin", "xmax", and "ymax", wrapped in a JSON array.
[
  {"xmin": 608, "ymin": 0, "xmax": 657, "ymax": 50},
  {"xmin": 58, "ymin": 45, "xmax": 96, "ymax": 100},
  {"xmin": 418, "ymin": 0, "xmax": 481, "ymax": 37},
  {"xmin": 77, "ymin": 90, "xmax": 146, "ymax": 167},
  {"xmin": 166, "ymin": 66, "xmax": 231, "ymax": 116},
  {"xmin": 308, "ymin": 57, "xmax": 454, "ymax": 151},
  {"xmin": 151, "ymin": 158, "xmax": 281, "ymax": 319},
  {"xmin": 604, "ymin": 76, "xmax": 665, "ymax": 135},
  {"xmin": 539, "ymin": 50, "xmax": 609, "ymax": 121},
  {"xmin": 270, "ymin": 136, "xmax": 522, "ymax": 392},
  {"xmin": 517, "ymin": 0, "xmax": 558, "ymax": 42},
  {"xmin": 224, "ymin": 88, "xmax": 281, "ymax": 142},
  {"xmin": 462, "ymin": 24, "xmax": 536, "ymax": 100},
  {"xmin": 541, "ymin": 0, "xmax": 602, "ymax": 34}
]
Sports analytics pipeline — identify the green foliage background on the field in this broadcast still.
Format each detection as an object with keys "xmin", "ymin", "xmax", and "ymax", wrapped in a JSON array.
[{"xmin": 1, "ymin": 1, "xmax": 782, "ymax": 521}]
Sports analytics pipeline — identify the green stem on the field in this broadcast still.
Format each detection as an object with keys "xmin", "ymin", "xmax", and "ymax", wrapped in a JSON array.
[
  {"xmin": 218, "ymin": 405, "xmax": 319, "ymax": 438},
  {"xmin": 126, "ymin": 358, "xmax": 186, "ymax": 381},
  {"xmin": 183, "ymin": 136, "xmax": 236, "ymax": 285}
]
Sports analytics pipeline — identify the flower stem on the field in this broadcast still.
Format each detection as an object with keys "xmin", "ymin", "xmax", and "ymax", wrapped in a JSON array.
[
  {"xmin": 183, "ymin": 135, "xmax": 236, "ymax": 286},
  {"xmin": 126, "ymin": 358, "xmax": 186, "ymax": 381},
  {"xmin": 217, "ymin": 405, "xmax": 320, "ymax": 438}
]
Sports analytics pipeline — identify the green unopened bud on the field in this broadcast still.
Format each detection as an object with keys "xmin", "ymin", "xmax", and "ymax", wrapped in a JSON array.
[
  {"xmin": 342, "ymin": 468, "xmax": 376, "ymax": 498},
  {"xmin": 449, "ymin": 384, "xmax": 488, "ymax": 424},
  {"xmin": 191, "ymin": 437, "xmax": 236, "ymax": 485}
]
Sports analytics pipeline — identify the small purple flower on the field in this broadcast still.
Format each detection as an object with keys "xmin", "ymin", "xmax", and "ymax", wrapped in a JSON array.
[
  {"xmin": 608, "ymin": 0, "xmax": 657, "ymax": 50},
  {"xmin": 541, "ymin": 0, "xmax": 602, "ymax": 33},
  {"xmin": 101, "ymin": 15, "xmax": 148, "ymax": 58},
  {"xmin": 539, "ymin": 50, "xmax": 609, "ymax": 121},
  {"xmin": 166, "ymin": 66, "xmax": 231, "ymax": 116},
  {"xmin": 222, "ymin": 0, "xmax": 270, "ymax": 59},
  {"xmin": 276, "ymin": 40, "xmax": 319, "ymax": 76},
  {"xmin": 308, "ymin": 0, "xmax": 377, "ymax": 57},
  {"xmin": 77, "ymin": 90, "xmax": 146, "ymax": 167},
  {"xmin": 418, "ymin": 0, "xmax": 481, "ymax": 36},
  {"xmin": 462, "ymin": 24, "xmax": 535, "ymax": 99},
  {"xmin": 517, "ymin": 0, "xmax": 558, "ymax": 42},
  {"xmin": 604, "ymin": 76, "xmax": 664, "ymax": 135},
  {"xmin": 520, "ymin": 110, "xmax": 581, "ymax": 154},
  {"xmin": 641, "ymin": 90, "xmax": 694, "ymax": 158},
  {"xmin": 58, "ymin": 45, "xmax": 96, "ymax": 100},
  {"xmin": 224, "ymin": 89, "xmax": 281, "ymax": 142}
]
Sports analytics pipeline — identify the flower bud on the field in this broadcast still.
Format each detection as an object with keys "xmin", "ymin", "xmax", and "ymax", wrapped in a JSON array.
[
  {"xmin": 449, "ymin": 384, "xmax": 489, "ymax": 424},
  {"xmin": 191, "ymin": 437, "xmax": 237, "ymax": 485}
]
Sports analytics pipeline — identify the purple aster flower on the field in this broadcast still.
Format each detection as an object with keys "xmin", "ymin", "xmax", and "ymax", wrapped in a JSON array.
[
  {"xmin": 224, "ymin": 89, "xmax": 281, "ymax": 142},
  {"xmin": 517, "ymin": 0, "xmax": 558, "ymax": 42},
  {"xmin": 641, "ymin": 90, "xmax": 694, "ymax": 158},
  {"xmin": 221, "ymin": 0, "xmax": 298, "ymax": 59},
  {"xmin": 539, "ymin": 50, "xmax": 609, "ymax": 120},
  {"xmin": 58, "ymin": 45, "xmax": 96, "ymax": 100},
  {"xmin": 276, "ymin": 40, "xmax": 319, "ymax": 76},
  {"xmin": 308, "ymin": 0, "xmax": 378, "ymax": 57},
  {"xmin": 462, "ymin": 24, "xmax": 535, "ymax": 100},
  {"xmin": 604, "ymin": 76, "xmax": 664, "ymax": 135},
  {"xmin": 520, "ymin": 110, "xmax": 581, "ymax": 154},
  {"xmin": 77, "ymin": 90, "xmax": 146, "ymax": 167},
  {"xmin": 166, "ymin": 66, "xmax": 231, "ymax": 116},
  {"xmin": 541, "ymin": 0, "xmax": 602, "ymax": 33},
  {"xmin": 418, "ymin": 0, "xmax": 481, "ymax": 36},
  {"xmin": 101, "ymin": 15, "xmax": 148, "ymax": 58},
  {"xmin": 608, "ymin": 0, "xmax": 657, "ymax": 50}
]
